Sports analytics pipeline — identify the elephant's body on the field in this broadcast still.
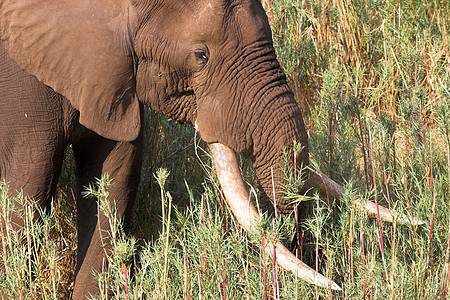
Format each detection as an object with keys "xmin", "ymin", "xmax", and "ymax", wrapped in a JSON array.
[
  {"xmin": 0, "ymin": 40, "xmax": 144, "ymax": 297},
  {"xmin": 0, "ymin": 0, "xmax": 311, "ymax": 298}
]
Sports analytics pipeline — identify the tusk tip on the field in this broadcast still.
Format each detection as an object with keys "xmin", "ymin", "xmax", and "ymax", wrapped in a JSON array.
[
  {"xmin": 302, "ymin": 270, "xmax": 342, "ymax": 291},
  {"xmin": 392, "ymin": 213, "xmax": 426, "ymax": 226},
  {"xmin": 312, "ymin": 276, "xmax": 342, "ymax": 291},
  {"xmin": 406, "ymin": 218, "xmax": 427, "ymax": 226}
]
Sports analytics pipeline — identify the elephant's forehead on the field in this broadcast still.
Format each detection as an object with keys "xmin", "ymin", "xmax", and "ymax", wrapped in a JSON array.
[
  {"xmin": 190, "ymin": 0, "xmax": 271, "ymax": 43},
  {"xmin": 197, "ymin": 1, "xmax": 213, "ymax": 19}
]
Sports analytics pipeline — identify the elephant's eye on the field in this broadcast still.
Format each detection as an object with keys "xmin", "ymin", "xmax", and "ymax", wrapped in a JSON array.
[{"xmin": 194, "ymin": 50, "xmax": 208, "ymax": 63}]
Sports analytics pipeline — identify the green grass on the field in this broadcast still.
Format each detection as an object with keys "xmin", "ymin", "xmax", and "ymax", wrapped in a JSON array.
[{"xmin": 1, "ymin": 0, "xmax": 449, "ymax": 298}]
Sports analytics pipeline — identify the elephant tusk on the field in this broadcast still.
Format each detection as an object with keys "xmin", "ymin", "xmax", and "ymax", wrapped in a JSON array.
[
  {"xmin": 308, "ymin": 171, "xmax": 426, "ymax": 226},
  {"xmin": 210, "ymin": 143, "xmax": 342, "ymax": 291}
]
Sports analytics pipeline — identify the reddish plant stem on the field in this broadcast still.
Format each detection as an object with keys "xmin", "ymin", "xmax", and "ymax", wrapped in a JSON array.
[
  {"xmin": 295, "ymin": 205, "xmax": 301, "ymax": 259},
  {"xmin": 422, "ymin": 50, "xmax": 438, "ymax": 109},
  {"xmin": 420, "ymin": 101, "xmax": 426, "ymax": 145},
  {"xmin": 267, "ymin": 0, "xmax": 275, "ymax": 22},
  {"xmin": 369, "ymin": 131, "xmax": 387, "ymax": 281},
  {"xmin": 18, "ymin": 257, "xmax": 25, "ymax": 300},
  {"xmin": 315, "ymin": 225, "xmax": 319, "ymax": 298},
  {"xmin": 272, "ymin": 236, "xmax": 279, "ymax": 300},
  {"xmin": 18, "ymin": 259, "xmax": 23, "ymax": 300},
  {"xmin": 409, "ymin": 68, "xmax": 426, "ymax": 148},
  {"xmin": 315, "ymin": 235, "xmax": 319, "ymax": 274},
  {"xmin": 419, "ymin": 98, "xmax": 433, "ymax": 189},
  {"xmin": 409, "ymin": 70, "xmax": 413, "ymax": 100},
  {"xmin": 360, "ymin": 218, "xmax": 366, "ymax": 300},
  {"xmin": 271, "ymin": 167, "xmax": 278, "ymax": 219},
  {"xmin": 428, "ymin": 8, "xmax": 437, "ymax": 32},
  {"xmin": 382, "ymin": 163, "xmax": 392, "ymax": 208},
  {"xmin": 199, "ymin": 253, "xmax": 204, "ymax": 296},
  {"xmin": 446, "ymin": 262, "xmax": 450, "ymax": 299},
  {"xmin": 225, "ymin": 204, "xmax": 228, "ymax": 232},
  {"xmin": 410, "ymin": 116, "xmax": 420, "ymax": 147},
  {"xmin": 293, "ymin": 148, "xmax": 297, "ymax": 182},
  {"xmin": 404, "ymin": 137, "xmax": 420, "ymax": 249},
  {"xmin": 201, "ymin": 196, "xmax": 205, "ymax": 224},
  {"xmin": 356, "ymin": 104, "xmax": 370, "ymax": 189},
  {"xmin": 222, "ymin": 257, "xmax": 226, "ymax": 300},
  {"xmin": 404, "ymin": 181, "xmax": 420, "ymax": 251},
  {"xmin": 205, "ymin": 250, "xmax": 209, "ymax": 274},
  {"xmin": 350, "ymin": 214, "xmax": 354, "ymax": 289},
  {"xmin": 304, "ymin": 0, "xmax": 318, "ymax": 43},
  {"xmin": 429, "ymin": 132, "xmax": 434, "ymax": 189},
  {"xmin": 71, "ymin": 188, "xmax": 77, "ymax": 205},
  {"xmin": 425, "ymin": 178, "xmax": 436, "ymax": 280},
  {"xmin": 328, "ymin": 114, "xmax": 333, "ymax": 174},
  {"xmin": 326, "ymin": 237, "xmax": 332, "ymax": 299},
  {"xmin": 323, "ymin": 1, "xmax": 330, "ymax": 50},
  {"xmin": 134, "ymin": 259, "xmax": 138, "ymax": 300},
  {"xmin": 440, "ymin": 207, "xmax": 450, "ymax": 299},
  {"xmin": 184, "ymin": 258, "xmax": 190, "ymax": 300},
  {"xmin": 294, "ymin": 152, "xmax": 301, "ymax": 259},
  {"xmin": 220, "ymin": 189, "xmax": 229, "ymax": 232},
  {"xmin": 427, "ymin": 133, "xmax": 435, "ymax": 273},
  {"xmin": 122, "ymin": 263, "xmax": 129, "ymax": 300},
  {"xmin": 405, "ymin": 137, "xmax": 409, "ymax": 187},
  {"xmin": 392, "ymin": 115, "xmax": 397, "ymax": 183},
  {"xmin": 261, "ymin": 231, "xmax": 267, "ymax": 300}
]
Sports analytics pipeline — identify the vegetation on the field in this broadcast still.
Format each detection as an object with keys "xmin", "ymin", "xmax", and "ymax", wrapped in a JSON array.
[{"xmin": 0, "ymin": 0, "xmax": 448, "ymax": 298}]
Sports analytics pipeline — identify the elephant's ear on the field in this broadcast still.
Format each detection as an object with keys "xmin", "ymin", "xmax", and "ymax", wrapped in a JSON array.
[{"xmin": 0, "ymin": 0, "xmax": 140, "ymax": 141}]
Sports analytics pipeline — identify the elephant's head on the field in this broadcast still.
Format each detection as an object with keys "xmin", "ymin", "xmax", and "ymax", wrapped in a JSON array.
[
  {"xmin": 130, "ymin": 0, "xmax": 309, "ymax": 214},
  {"xmin": 1, "ymin": 0, "xmax": 411, "ymax": 290}
]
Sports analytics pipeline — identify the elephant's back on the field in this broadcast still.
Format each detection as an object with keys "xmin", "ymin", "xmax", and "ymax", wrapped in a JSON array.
[
  {"xmin": 0, "ymin": 38, "xmax": 18, "ymax": 82},
  {"xmin": 0, "ymin": 38, "xmax": 68, "ymax": 152},
  {"xmin": 0, "ymin": 38, "xmax": 67, "ymax": 117},
  {"xmin": 1, "ymin": 38, "xmax": 47, "ymax": 95}
]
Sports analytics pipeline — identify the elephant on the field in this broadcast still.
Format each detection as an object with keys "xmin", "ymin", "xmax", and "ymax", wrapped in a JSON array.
[{"xmin": 0, "ymin": 0, "xmax": 421, "ymax": 298}]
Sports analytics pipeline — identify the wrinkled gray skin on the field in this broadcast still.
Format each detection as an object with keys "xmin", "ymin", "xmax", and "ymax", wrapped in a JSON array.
[{"xmin": 0, "ymin": 0, "xmax": 308, "ymax": 298}]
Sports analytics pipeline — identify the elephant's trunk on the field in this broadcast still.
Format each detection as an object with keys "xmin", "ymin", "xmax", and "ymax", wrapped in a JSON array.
[{"xmin": 249, "ymin": 93, "xmax": 309, "ymax": 215}]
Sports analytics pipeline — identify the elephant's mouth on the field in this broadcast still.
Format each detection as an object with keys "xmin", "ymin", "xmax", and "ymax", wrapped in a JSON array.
[{"xmin": 210, "ymin": 143, "xmax": 425, "ymax": 290}]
